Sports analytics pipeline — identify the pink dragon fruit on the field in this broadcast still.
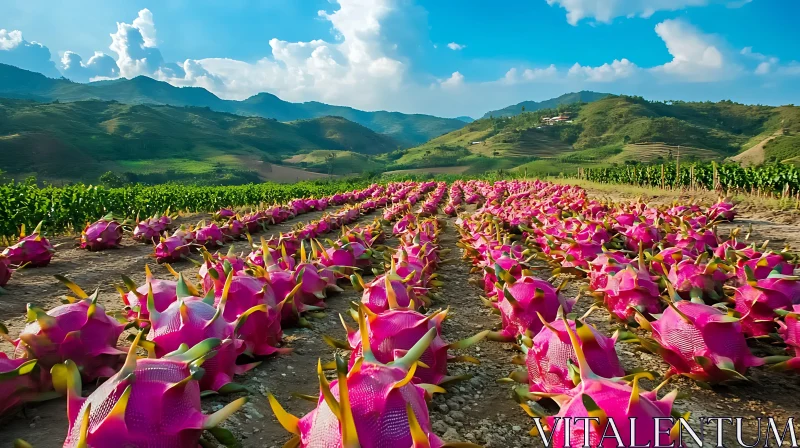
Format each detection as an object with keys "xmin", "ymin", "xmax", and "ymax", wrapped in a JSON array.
[
  {"xmin": 80, "ymin": 216, "xmax": 123, "ymax": 251},
  {"xmin": 587, "ymin": 252, "xmax": 630, "ymax": 291},
  {"xmin": 0, "ymin": 354, "xmax": 39, "ymax": 417},
  {"xmin": 667, "ymin": 256, "xmax": 731, "ymax": 302},
  {"xmin": 737, "ymin": 252, "xmax": 795, "ymax": 281},
  {"xmin": 622, "ymin": 222, "xmax": 661, "ymax": 250},
  {"xmin": 214, "ymin": 273, "xmax": 283, "ymax": 357},
  {"xmin": 132, "ymin": 215, "xmax": 171, "ymax": 244},
  {"xmin": 492, "ymin": 275, "xmax": 575, "ymax": 340},
  {"xmin": 774, "ymin": 305, "xmax": 800, "ymax": 370},
  {"xmin": 329, "ymin": 305, "xmax": 487, "ymax": 386},
  {"xmin": 733, "ymin": 267, "xmax": 800, "ymax": 337},
  {"xmin": 145, "ymin": 274, "xmax": 265, "ymax": 390},
  {"xmin": 708, "ymin": 198, "xmax": 736, "ymax": 222},
  {"xmin": 116, "ymin": 265, "xmax": 180, "ymax": 322},
  {"xmin": 637, "ymin": 298, "xmax": 764, "ymax": 383},
  {"xmin": 145, "ymin": 274, "xmax": 238, "ymax": 357},
  {"xmin": 14, "ymin": 277, "xmax": 125, "ymax": 382},
  {"xmin": 214, "ymin": 208, "xmax": 236, "ymax": 220},
  {"xmin": 598, "ymin": 265, "xmax": 663, "ymax": 322},
  {"xmin": 268, "ymin": 327, "xmax": 475, "ymax": 448},
  {"xmin": 220, "ymin": 218, "xmax": 246, "ymax": 240},
  {"xmin": 195, "ymin": 222, "xmax": 225, "ymax": 248},
  {"xmin": 0, "ymin": 254, "xmax": 12, "ymax": 287},
  {"xmin": 2, "ymin": 222, "xmax": 55, "ymax": 267},
  {"xmin": 519, "ymin": 315, "xmax": 680, "ymax": 448},
  {"xmin": 520, "ymin": 317, "xmax": 624, "ymax": 396},
  {"xmin": 154, "ymin": 228, "xmax": 193, "ymax": 263},
  {"xmin": 357, "ymin": 269, "xmax": 420, "ymax": 313},
  {"xmin": 51, "ymin": 333, "xmax": 246, "ymax": 447}
]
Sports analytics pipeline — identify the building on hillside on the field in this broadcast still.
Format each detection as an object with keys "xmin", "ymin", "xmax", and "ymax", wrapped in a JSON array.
[{"xmin": 541, "ymin": 112, "xmax": 571, "ymax": 125}]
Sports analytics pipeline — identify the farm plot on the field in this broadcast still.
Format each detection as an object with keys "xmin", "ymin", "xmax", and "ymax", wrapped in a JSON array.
[{"xmin": 2, "ymin": 179, "xmax": 800, "ymax": 448}]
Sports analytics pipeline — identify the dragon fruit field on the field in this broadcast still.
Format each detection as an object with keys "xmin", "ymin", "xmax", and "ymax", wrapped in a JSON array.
[{"xmin": 3, "ymin": 178, "xmax": 800, "ymax": 448}]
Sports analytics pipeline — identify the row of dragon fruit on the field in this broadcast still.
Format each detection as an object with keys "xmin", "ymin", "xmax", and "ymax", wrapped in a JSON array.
[
  {"xmin": 454, "ymin": 178, "xmax": 800, "ymax": 445},
  {"xmin": 267, "ymin": 181, "xmax": 491, "ymax": 447},
  {"xmin": 0, "ymin": 180, "xmax": 459, "ymax": 446},
  {"xmin": 0, "ymin": 183, "xmax": 397, "ymax": 288}
]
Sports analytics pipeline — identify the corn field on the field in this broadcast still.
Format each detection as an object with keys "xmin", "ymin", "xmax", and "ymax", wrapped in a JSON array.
[
  {"xmin": 0, "ymin": 179, "xmax": 372, "ymax": 238},
  {"xmin": 579, "ymin": 162, "xmax": 800, "ymax": 198}
]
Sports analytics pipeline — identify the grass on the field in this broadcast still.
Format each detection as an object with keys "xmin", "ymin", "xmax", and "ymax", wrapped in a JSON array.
[{"xmin": 764, "ymin": 134, "xmax": 800, "ymax": 163}]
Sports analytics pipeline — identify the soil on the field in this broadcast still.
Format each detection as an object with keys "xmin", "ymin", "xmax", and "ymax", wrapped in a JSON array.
[{"xmin": 2, "ymin": 188, "xmax": 800, "ymax": 447}]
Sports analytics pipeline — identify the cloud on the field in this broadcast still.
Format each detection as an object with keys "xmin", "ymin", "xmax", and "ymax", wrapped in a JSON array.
[
  {"xmin": 439, "ymin": 71, "xmax": 464, "ymax": 88},
  {"xmin": 546, "ymin": 0, "xmax": 748, "ymax": 25},
  {"xmin": 650, "ymin": 19, "xmax": 733, "ymax": 82},
  {"xmin": 60, "ymin": 51, "xmax": 119, "ymax": 82},
  {"xmin": 0, "ymin": 29, "xmax": 60, "ymax": 77},
  {"xmin": 569, "ymin": 58, "xmax": 638, "ymax": 82},
  {"xmin": 503, "ymin": 65, "xmax": 559, "ymax": 84},
  {"xmin": 109, "ymin": 8, "xmax": 165, "ymax": 78},
  {"xmin": 447, "ymin": 42, "xmax": 465, "ymax": 51},
  {"xmin": 740, "ymin": 46, "xmax": 798, "ymax": 76}
]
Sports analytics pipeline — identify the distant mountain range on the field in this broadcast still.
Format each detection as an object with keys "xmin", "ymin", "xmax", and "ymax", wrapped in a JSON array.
[
  {"xmin": 0, "ymin": 98, "xmax": 398, "ymax": 183},
  {"xmin": 0, "ymin": 63, "xmax": 466, "ymax": 147},
  {"xmin": 481, "ymin": 91, "xmax": 611, "ymax": 118}
]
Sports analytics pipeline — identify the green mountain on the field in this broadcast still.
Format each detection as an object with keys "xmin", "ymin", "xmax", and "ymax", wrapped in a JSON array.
[
  {"xmin": 481, "ymin": 91, "xmax": 611, "ymax": 119},
  {"xmin": 392, "ymin": 95, "xmax": 800, "ymax": 176},
  {"xmin": 0, "ymin": 63, "xmax": 465, "ymax": 147},
  {"xmin": 455, "ymin": 116, "xmax": 475, "ymax": 123},
  {"xmin": 0, "ymin": 98, "xmax": 398, "ymax": 184}
]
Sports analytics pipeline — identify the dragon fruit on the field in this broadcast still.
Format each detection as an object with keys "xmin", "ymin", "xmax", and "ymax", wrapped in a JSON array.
[
  {"xmin": 357, "ymin": 269, "xmax": 419, "ymax": 313},
  {"xmin": 708, "ymin": 198, "xmax": 736, "ymax": 222},
  {"xmin": 116, "ymin": 265, "xmax": 180, "ymax": 322},
  {"xmin": 214, "ymin": 273, "xmax": 283, "ymax": 357},
  {"xmin": 587, "ymin": 252, "xmax": 630, "ymax": 291},
  {"xmin": 145, "ymin": 274, "xmax": 238, "ymax": 357},
  {"xmin": 268, "ymin": 325, "xmax": 475, "ymax": 448},
  {"xmin": 132, "ymin": 215, "xmax": 171, "ymax": 244},
  {"xmin": 52, "ymin": 333, "xmax": 246, "ymax": 447},
  {"xmin": 195, "ymin": 222, "xmax": 225, "ymax": 249},
  {"xmin": 0, "ymin": 255, "xmax": 12, "ymax": 287},
  {"xmin": 80, "ymin": 217, "xmax": 123, "ymax": 251},
  {"xmin": 733, "ymin": 267, "xmax": 800, "ymax": 337},
  {"xmin": 737, "ymin": 252, "xmax": 795, "ymax": 281},
  {"xmin": 773, "ymin": 305, "xmax": 800, "ymax": 370},
  {"xmin": 330, "ymin": 305, "xmax": 487, "ymax": 386},
  {"xmin": 520, "ymin": 317, "xmax": 624, "ymax": 396},
  {"xmin": 214, "ymin": 208, "xmax": 236, "ymax": 220},
  {"xmin": 2, "ymin": 222, "xmax": 56, "ymax": 267},
  {"xmin": 492, "ymin": 275, "xmax": 575, "ymax": 340},
  {"xmin": 521, "ymin": 314, "xmax": 680, "ymax": 447},
  {"xmin": 667, "ymin": 256, "xmax": 731, "ymax": 302},
  {"xmin": 154, "ymin": 228, "xmax": 193, "ymax": 263},
  {"xmin": 14, "ymin": 278, "xmax": 125, "ymax": 382},
  {"xmin": 637, "ymin": 298, "xmax": 764, "ymax": 383},
  {"xmin": 598, "ymin": 264, "xmax": 663, "ymax": 322},
  {"xmin": 0, "ymin": 354, "xmax": 39, "ymax": 417},
  {"xmin": 220, "ymin": 219, "xmax": 246, "ymax": 240},
  {"xmin": 622, "ymin": 222, "xmax": 661, "ymax": 250}
]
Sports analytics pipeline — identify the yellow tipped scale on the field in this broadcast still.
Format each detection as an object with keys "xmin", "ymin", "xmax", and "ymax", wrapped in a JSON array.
[
  {"xmin": 317, "ymin": 359, "xmax": 340, "ymax": 418},
  {"xmin": 406, "ymin": 403, "xmax": 431, "ymax": 448},
  {"xmin": 385, "ymin": 274, "xmax": 400, "ymax": 310},
  {"xmin": 335, "ymin": 355, "xmax": 360, "ymax": 448}
]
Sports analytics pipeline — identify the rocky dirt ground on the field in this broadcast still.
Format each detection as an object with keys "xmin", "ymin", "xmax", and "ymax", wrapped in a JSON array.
[{"xmin": 2, "ymin": 186, "xmax": 800, "ymax": 447}]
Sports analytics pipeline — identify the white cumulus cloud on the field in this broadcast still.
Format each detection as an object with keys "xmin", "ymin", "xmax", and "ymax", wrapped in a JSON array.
[
  {"xmin": 447, "ymin": 42, "xmax": 465, "ymax": 51},
  {"xmin": 60, "ymin": 51, "xmax": 119, "ymax": 82},
  {"xmin": 568, "ymin": 58, "xmax": 638, "ymax": 82},
  {"xmin": 0, "ymin": 29, "xmax": 60, "ymax": 77},
  {"xmin": 650, "ymin": 19, "xmax": 732, "ymax": 82},
  {"xmin": 546, "ymin": 0, "xmax": 748, "ymax": 25},
  {"xmin": 439, "ymin": 71, "xmax": 465, "ymax": 89},
  {"xmin": 109, "ymin": 8, "xmax": 165, "ymax": 78}
]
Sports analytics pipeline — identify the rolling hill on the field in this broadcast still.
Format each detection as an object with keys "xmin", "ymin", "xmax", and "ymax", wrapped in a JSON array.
[
  {"xmin": 0, "ymin": 63, "xmax": 465, "ymax": 147},
  {"xmin": 481, "ymin": 91, "xmax": 611, "ymax": 118},
  {"xmin": 396, "ymin": 95, "xmax": 800, "ymax": 175},
  {"xmin": 0, "ymin": 98, "xmax": 398, "ymax": 183}
]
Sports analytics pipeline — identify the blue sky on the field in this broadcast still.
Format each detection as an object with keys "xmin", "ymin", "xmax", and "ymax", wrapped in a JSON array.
[{"xmin": 1, "ymin": 0, "xmax": 799, "ymax": 117}]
